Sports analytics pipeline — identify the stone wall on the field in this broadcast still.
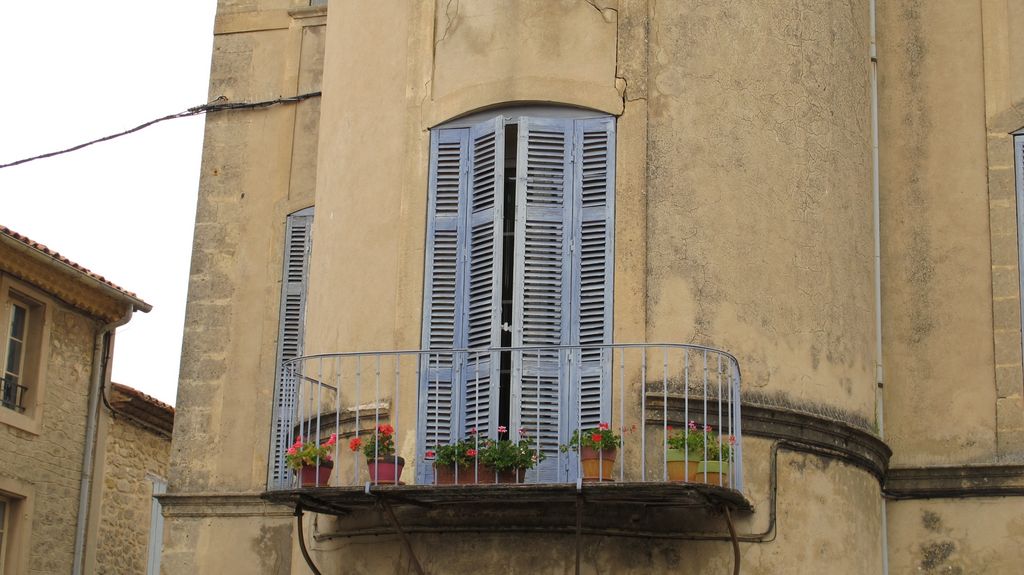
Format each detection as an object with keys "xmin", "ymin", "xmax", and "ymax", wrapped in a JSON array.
[
  {"xmin": 94, "ymin": 415, "xmax": 170, "ymax": 574},
  {"xmin": 0, "ymin": 303, "xmax": 95, "ymax": 573}
]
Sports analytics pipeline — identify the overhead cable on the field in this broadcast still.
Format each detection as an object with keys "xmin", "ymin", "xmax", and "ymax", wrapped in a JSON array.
[{"xmin": 0, "ymin": 92, "xmax": 321, "ymax": 170}]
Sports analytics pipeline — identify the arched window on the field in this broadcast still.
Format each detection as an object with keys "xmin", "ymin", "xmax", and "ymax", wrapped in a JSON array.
[{"xmin": 418, "ymin": 109, "xmax": 615, "ymax": 482}]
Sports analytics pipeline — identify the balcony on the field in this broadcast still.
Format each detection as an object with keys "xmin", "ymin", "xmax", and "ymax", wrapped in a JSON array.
[
  {"xmin": 263, "ymin": 344, "xmax": 748, "ymax": 522},
  {"xmin": 0, "ymin": 375, "xmax": 27, "ymax": 412}
]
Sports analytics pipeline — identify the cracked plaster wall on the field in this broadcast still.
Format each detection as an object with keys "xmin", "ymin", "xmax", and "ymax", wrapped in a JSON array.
[
  {"xmin": 886, "ymin": 498, "xmax": 1024, "ymax": 574},
  {"xmin": 877, "ymin": 0, "xmax": 1017, "ymax": 466},
  {"xmin": 645, "ymin": 0, "xmax": 876, "ymax": 425}
]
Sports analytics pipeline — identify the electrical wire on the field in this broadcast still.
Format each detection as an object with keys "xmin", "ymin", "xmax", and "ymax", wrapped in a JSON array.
[{"xmin": 0, "ymin": 91, "xmax": 321, "ymax": 170}]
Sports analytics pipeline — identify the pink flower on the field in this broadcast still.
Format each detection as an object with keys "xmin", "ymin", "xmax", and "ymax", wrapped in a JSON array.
[
  {"xmin": 728, "ymin": 435, "xmax": 736, "ymax": 445},
  {"xmin": 704, "ymin": 424, "xmax": 712, "ymax": 433},
  {"xmin": 425, "ymin": 450, "xmax": 436, "ymax": 458},
  {"xmin": 324, "ymin": 433, "xmax": 337, "ymax": 447},
  {"xmin": 519, "ymin": 428, "xmax": 527, "ymax": 437},
  {"xmin": 467, "ymin": 449, "xmax": 478, "ymax": 457},
  {"xmin": 591, "ymin": 434, "xmax": 603, "ymax": 443},
  {"xmin": 497, "ymin": 425, "xmax": 508, "ymax": 434},
  {"xmin": 469, "ymin": 427, "xmax": 477, "ymax": 435},
  {"xmin": 287, "ymin": 446, "xmax": 297, "ymax": 455},
  {"xmin": 598, "ymin": 422, "xmax": 610, "ymax": 430},
  {"xmin": 688, "ymin": 421, "xmax": 698, "ymax": 431}
]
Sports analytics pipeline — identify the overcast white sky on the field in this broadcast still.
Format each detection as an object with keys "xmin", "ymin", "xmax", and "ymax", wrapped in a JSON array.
[{"xmin": 0, "ymin": 2, "xmax": 218, "ymax": 404}]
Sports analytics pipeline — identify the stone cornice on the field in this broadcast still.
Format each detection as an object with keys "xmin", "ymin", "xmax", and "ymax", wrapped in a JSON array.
[
  {"xmin": 158, "ymin": 492, "xmax": 294, "ymax": 518},
  {"xmin": 646, "ymin": 395, "xmax": 892, "ymax": 481},
  {"xmin": 884, "ymin": 464, "xmax": 1024, "ymax": 499}
]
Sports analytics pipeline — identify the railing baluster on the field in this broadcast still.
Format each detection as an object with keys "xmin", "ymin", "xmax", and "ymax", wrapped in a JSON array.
[
  {"xmin": 717, "ymin": 353, "xmax": 723, "ymax": 487},
  {"xmin": 702, "ymin": 350, "xmax": 708, "ymax": 483},
  {"xmin": 684, "ymin": 349, "xmax": 690, "ymax": 475},
  {"xmin": 334, "ymin": 356, "xmax": 341, "ymax": 486},
  {"xmin": 394, "ymin": 354, "xmax": 401, "ymax": 485},
  {"xmin": 640, "ymin": 350, "xmax": 646, "ymax": 482},
  {"xmin": 662, "ymin": 347, "xmax": 668, "ymax": 482},
  {"xmin": 354, "ymin": 355, "xmax": 361, "ymax": 486}
]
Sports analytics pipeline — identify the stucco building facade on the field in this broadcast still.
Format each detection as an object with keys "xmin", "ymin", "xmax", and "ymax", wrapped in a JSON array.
[{"xmin": 162, "ymin": 1, "xmax": 1024, "ymax": 573}]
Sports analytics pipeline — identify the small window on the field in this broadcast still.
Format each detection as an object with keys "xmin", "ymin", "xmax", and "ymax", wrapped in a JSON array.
[
  {"xmin": 1, "ymin": 293, "xmax": 42, "ymax": 414},
  {"xmin": 3, "ymin": 302, "xmax": 29, "ymax": 412},
  {"xmin": 0, "ymin": 279, "xmax": 50, "ymax": 433}
]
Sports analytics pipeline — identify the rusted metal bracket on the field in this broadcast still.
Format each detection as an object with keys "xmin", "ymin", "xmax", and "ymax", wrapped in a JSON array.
[
  {"xmin": 378, "ymin": 496, "xmax": 426, "ymax": 575},
  {"xmin": 725, "ymin": 507, "xmax": 740, "ymax": 575},
  {"xmin": 295, "ymin": 505, "xmax": 324, "ymax": 575},
  {"xmin": 575, "ymin": 492, "xmax": 584, "ymax": 575}
]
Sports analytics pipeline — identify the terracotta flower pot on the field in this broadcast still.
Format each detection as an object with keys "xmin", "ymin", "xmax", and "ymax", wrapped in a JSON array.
[
  {"xmin": 479, "ymin": 466, "xmax": 526, "ymax": 484},
  {"xmin": 433, "ymin": 463, "xmax": 479, "ymax": 485},
  {"xmin": 367, "ymin": 456, "xmax": 405, "ymax": 484},
  {"xmin": 690, "ymin": 461, "xmax": 731, "ymax": 486},
  {"xmin": 579, "ymin": 446, "xmax": 616, "ymax": 482},
  {"xmin": 298, "ymin": 461, "xmax": 334, "ymax": 487},
  {"xmin": 666, "ymin": 448, "xmax": 699, "ymax": 482}
]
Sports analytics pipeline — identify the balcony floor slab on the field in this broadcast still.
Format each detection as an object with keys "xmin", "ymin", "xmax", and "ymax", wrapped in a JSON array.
[{"xmin": 263, "ymin": 482, "xmax": 752, "ymax": 537}]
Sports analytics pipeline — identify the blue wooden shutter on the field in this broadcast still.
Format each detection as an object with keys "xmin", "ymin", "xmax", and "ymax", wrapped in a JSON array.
[
  {"xmin": 511, "ymin": 117, "xmax": 574, "ymax": 482},
  {"xmin": 571, "ymin": 117, "xmax": 615, "ymax": 431},
  {"xmin": 268, "ymin": 207, "xmax": 314, "ymax": 488},
  {"xmin": 462, "ymin": 118, "xmax": 505, "ymax": 438},
  {"xmin": 417, "ymin": 127, "xmax": 469, "ymax": 483}
]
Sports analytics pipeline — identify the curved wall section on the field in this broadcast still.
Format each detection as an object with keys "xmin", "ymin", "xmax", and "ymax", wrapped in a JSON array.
[{"xmin": 645, "ymin": 0, "xmax": 876, "ymax": 422}]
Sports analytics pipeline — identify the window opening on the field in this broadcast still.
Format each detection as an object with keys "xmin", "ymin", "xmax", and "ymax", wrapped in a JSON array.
[
  {"xmin": 2, "ymin": 302, "xmax": 28, "ymax": 412},
  {"xmin": 498, "ymin": 124, "xmax": 518, "ymax": 433}
]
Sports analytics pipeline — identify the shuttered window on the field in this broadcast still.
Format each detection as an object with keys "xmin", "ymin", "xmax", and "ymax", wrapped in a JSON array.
[
  {"xmin": 419, "ymin": 113, "xmax": 614, "ymax": 482},
  {"xmin": 268, "ymin": 207, "xmax": 314, "ymax": 488}
]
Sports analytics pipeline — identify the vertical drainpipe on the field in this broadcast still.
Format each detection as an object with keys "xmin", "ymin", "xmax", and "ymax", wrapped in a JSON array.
[
  {"xmin": 72, "ymin": 305, "xmax": 134, "ymax": 575},
  {"xmin": 869, "ymin": 1, "xmax": 889, "ymax": 574}
]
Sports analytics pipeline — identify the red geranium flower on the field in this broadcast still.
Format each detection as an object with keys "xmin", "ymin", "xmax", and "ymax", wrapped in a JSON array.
[
  {"xmin": 598, "ymin": 422, "xmax": 610, "ymax": 430},
  {"xmin": 425, "ymin": 450, "xmax": 436, "ymax": 458},
  {"xmin": 591, "ymin": 434, "xmax": 603, "ymax": 443},
  {"xmin": 466, "ymin": 449, "xmax": 478, "ymax": 457},
  {"xmin": 349, "ymin": 437, "xmax": 363, "ymax": 452}
]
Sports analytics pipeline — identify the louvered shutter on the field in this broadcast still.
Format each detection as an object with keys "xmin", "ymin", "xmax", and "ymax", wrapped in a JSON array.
[
  {"xmin": 417, "ymin": 127, "xmax": 469, "ymax": 483},
  {"xmin": 461, "ymin": 118, "xmax": 505, "ymax": 438},
  {"xmin": 571, "ymin": 117, "xmax": 615, "ymax": 432},
  {"xmin": 511, "ymin": 117, "xmax": 575, "ymax": 482},
  {"xmin": 268, "ymin": 207, "xmax": 314, "ymax": 488}
]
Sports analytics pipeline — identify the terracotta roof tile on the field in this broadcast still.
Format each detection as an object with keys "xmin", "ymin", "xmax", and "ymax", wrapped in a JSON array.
[
  {"xmin": 0, "ymin": 224, "xmax": 148, "ymax": 306},
  {"xmin": 110, "ymin": 382, "xmax": 175, "ymax": 435}
]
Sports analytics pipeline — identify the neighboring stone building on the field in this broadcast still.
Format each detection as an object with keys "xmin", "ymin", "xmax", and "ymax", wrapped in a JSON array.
[
  {"xmin": 92, "ymin": 383, "xmax": 174, "ymax": 574},
  {"xmin": 163, "ymin": 2, "xmax": 1024, "ymax": 574},
  {"xmin": 0, "ymin": 225, "xmax": 152, "ymax": 573}
]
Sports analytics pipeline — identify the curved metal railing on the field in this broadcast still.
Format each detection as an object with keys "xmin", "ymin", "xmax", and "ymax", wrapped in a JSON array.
[{"xmin": 268, "ymin": 343, "xmax": 743, "ymax": 493}]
